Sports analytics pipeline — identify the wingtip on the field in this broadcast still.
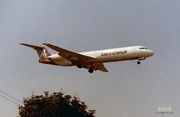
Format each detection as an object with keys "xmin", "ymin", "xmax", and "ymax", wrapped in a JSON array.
[
  {"xmin": 43, "ymin": 43, "xmax": 48, "ymax": 46},
  {"xmin": 19, "ymin": 43, "xmax": 24, "ymax": 45},
  {"xmin": 20, "ymin": 43, "xmax": 29, "ymax": 46}
]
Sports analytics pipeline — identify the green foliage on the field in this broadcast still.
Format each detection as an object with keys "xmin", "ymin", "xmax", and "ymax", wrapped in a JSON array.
[{"xmin": 18, "ymin": 91, "xmax": 95, "ymax": 117}]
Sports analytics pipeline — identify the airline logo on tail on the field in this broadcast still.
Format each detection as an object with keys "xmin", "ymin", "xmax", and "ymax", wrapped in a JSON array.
[{"xmin": 40, "ymin": 47, "xmax": 48, "ymax": 59}]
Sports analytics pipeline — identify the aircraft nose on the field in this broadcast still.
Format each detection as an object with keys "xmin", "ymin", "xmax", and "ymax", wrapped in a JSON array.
[{"xmin": 148, "ymin": 50, "xmax": 154, "ymax": 56}]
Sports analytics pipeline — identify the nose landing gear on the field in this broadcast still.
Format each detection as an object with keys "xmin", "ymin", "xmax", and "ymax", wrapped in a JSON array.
[
  {"xmin": 137, "ymin": 61, "xmax": 141, "ymax": 65},
  {"xmin": 137, "ymin": 57, "xmax": 146, "ymax": 65}
]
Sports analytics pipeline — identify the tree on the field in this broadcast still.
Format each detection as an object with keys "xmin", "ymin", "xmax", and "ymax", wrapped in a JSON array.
[{"xmin": 18, "ymin": 91, "xmax": 95, "ymax": 117}]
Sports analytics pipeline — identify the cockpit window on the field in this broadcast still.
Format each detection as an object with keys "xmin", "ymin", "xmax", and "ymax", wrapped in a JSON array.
[{"xmin": 139, "ymin": 47, "xmax": 148, "ymax": 49}]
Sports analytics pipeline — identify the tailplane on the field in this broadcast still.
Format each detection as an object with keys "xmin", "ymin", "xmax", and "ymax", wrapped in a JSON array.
[{"xmin": 20, "ymin": 43, "xmax": 51, "ymax": 63}]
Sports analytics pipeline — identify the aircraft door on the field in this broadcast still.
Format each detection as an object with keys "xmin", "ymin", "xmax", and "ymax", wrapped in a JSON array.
[{"xmin": 132, "ymin": 47, "xmax": 142, "ymax": 58}]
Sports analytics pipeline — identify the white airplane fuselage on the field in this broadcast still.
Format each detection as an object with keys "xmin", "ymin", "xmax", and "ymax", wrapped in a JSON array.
[
  {"xmin": 20, "ymin": 43, "xmax": 154, "ymax": 73},
  {"xmin": 48, "ymin": 46, "xmax": 154, "ymax": 66}
]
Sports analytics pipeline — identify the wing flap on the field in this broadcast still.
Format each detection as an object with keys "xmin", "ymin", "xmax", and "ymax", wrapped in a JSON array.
[{"xmin": 93, "ymin": 63, "xmax": 108, "ymax": 72}]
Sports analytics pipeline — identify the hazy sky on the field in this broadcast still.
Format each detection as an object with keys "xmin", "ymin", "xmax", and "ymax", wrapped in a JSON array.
[{"xmin": 1, "ymin": 0, "xmax": 180, "ymax": 117}]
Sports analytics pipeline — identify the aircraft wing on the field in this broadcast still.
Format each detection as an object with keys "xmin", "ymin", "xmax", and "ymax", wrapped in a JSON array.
[
  {"xmin": 43, "ymin": 43, "xmax": 108, "ymax": 72},
  {"xmin": 92, "ymin": 63, "xmax": 108, "ymax": 72},
  {"xmin": 43, "ymin": 43, "xmax": 96, "ymax": 62}
]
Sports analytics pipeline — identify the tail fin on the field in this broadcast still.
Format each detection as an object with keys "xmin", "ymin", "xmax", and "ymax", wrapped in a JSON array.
[{"xmin": 20, "ymin": 43, "xmax": 51, "ymax": 62}]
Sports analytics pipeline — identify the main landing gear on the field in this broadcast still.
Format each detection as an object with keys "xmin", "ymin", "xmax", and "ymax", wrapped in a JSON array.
[
  {"xmin": 88, "ymin": 68, "xmax": 94, "ymax": 73},
  {"xmin": 77, "ymin": 64, "xmax": 94, "ymax": 73},
  {"xmin": 77, "ymin": 64, "xmax": 82, "ymax": 68}
]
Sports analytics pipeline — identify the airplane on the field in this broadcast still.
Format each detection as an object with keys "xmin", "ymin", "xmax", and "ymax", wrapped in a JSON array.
[{"xmin": 20, "ymin": 43, "xmax": 154, "ymax": 73}]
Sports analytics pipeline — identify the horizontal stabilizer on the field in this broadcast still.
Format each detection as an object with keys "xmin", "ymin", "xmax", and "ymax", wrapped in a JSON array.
[{"xmin": 20, "ymin": 43, "xmax": 43, "ymax": 50}]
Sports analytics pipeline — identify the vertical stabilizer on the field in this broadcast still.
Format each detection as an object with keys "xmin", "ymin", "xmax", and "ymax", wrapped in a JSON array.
[
  {"xmin": 20, "ymin": 43, "xmax": 51, "ymax": 63},
  {"xmin": 36, "ymin": 46, "xmax": 51, "ymax": 61}
]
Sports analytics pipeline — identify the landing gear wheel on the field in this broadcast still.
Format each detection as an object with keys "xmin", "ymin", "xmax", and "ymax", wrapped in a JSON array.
[
  {"xmin": 137, "ymin": 61, "xmax": 140, "ymax": 65},
  {"xmin": 88, "ymin": 69, "xmax": 93, "ymax": 73},
  {"xmin": 77, "ymin": 64, "xmax": 82, "ymax": 68}
]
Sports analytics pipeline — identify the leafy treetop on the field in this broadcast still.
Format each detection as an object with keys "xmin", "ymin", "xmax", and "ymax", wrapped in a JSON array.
[{"xmin": 18, "ymin": 91, "xmax": 95, "ymax": 117}]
